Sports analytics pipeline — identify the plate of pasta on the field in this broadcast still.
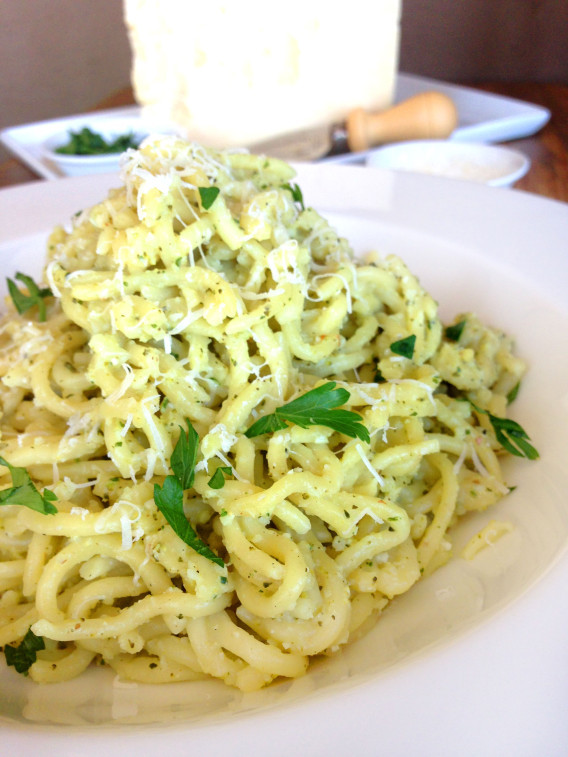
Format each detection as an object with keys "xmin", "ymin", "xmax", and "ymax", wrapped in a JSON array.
[{"xmin": 0, "ymin": 139, "xmax": 567, "ymax": 756}]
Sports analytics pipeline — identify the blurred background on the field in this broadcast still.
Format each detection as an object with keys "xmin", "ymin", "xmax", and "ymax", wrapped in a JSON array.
[{"xmin": 1, "ymin": 0, "xmax": 567, "ymax": 163}]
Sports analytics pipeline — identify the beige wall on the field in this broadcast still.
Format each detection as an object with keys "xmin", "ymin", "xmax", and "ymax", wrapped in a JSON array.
[
  {"xmin": 1, "ymin": 0, "xmax": 567, "ymax": 163},
  {"xmin": 0, "ymin": 0, "xmax": 131, "ymax": 162}
]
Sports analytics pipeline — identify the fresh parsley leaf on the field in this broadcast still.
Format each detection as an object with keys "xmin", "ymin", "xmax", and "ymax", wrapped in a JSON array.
[
  {"xmin": 4, "ymin": 628, "xmax": 45, "ymax": 675},
  {"xmin": 153, "ymin": 420, "xmax": 224, "ymax": 566},
  {"xmin": 445, "ymin": 320, "xmax": 466, "ymax": 342},
  {"xmin": 6, "ymin": 272, "xmax": 52, "ymax": 322},
  {"xmin": 465, "ymin": 401, "xmax": 539, "ymax": 460},
  {"xmin": 372, "ymin": 358, "xmax": 386, "ymax": 383},
  {"xmin": 154, "ymin": 475, "xmax": 224, "ymax": 566},
  {"xmin": 0, "ymin": 456, "xmax": 57, "ymax": 514},
  {"xmin": 373, "ymin": 368, "xmax": 386, "ymax": 383},
  {"xmin": 170, "ymin": 421, "xmax": 199, "ymax": 490},
  {"xmin": 198, "ymin": 186, "xmax": 220, "ymax": 210},
  {"xmin": 507, "ymin": 381, "xmax": 521, "ymax": 404},
  {"xmin": 207, "ymin": 466, "xmax": 233, "ymax": 490},
  {"xmin": 281, "ymin": 182, "xmax": 305, "ymax": 210},
  {"xmin": 390, "ymin": 335, "xmax": 416, "ymax": 359},
  {"xmin": 246, "ymin": 413, "xmax": 289, "ymax": 437},
  {"xmin": 245, "ymin": 382, "xmax": 370, "ymax": 442}
]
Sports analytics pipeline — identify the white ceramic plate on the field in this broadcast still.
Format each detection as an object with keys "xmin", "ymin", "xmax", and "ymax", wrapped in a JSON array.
[
  {"xmin": 0, "ymin": 166, "xmax": 567, "ymax": 756},
  {"xmin": 0, "ymin": 73, "xmax": 550, "ymax": 178}
]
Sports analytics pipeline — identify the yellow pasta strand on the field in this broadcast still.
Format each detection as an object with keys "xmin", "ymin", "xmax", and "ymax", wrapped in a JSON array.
[{"xmin": 0, "ymin": 136, "xmax": 528, "ymax": 691}]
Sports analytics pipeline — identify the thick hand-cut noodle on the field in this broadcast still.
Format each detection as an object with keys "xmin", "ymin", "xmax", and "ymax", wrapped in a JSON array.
[{"xmin": 0, "ymin": 137, "xmax": 526, "ymax": 690}]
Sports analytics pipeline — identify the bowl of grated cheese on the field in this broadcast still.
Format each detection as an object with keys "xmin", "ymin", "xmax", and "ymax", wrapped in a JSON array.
[{"xmin": 365, "ymin": 139, "xmax": 530, "ymax": 187}]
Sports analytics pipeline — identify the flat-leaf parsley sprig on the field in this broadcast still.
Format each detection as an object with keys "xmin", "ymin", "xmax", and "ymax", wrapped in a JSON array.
[
  {"xmin": 198, "ymin": 186, "xmax": 220, "ymax": 210},
  {"xmin": 4, "ymin": 627, "xmax": 46, "ymax": 675},
  {"xmin": 390, "ymin": 335, "xmax": 416, "ymax": 360},
  {"xmin": 169, "ymin": 421, "xmax": 199, "ymax": 490},
  {"xmin": 0, "ymin": 456, "xmax": 57, "ymax": 514},
  {"xmin": 6, "ymin": 272, "xmax": 53, "ymax": 322},
  {"xmin": 153, "ymin": 420, "xmax": 224, "ymax": 566},
  {"xmin": 245, "ymin": 382, "xmax": 370, "ymax": 442},
  {"xmin": 207, "ymin": 466, "xmax": 233, "ymax": 490},
  {"xmin": 463, "ymin": 400, "xmax": 539, "ymax": 460},
  {"xmin": 281, "ymin": 182, "xmax": 305, "ymax": 211}
]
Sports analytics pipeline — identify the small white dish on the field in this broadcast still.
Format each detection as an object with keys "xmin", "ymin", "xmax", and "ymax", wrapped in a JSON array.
[
  {"xmin": 365, "ymin": 139, "xmax": 530, "ymax": 187},
  {"xmin": 42, "ymin": 116, "xmax": 151, "ymax": 177}
]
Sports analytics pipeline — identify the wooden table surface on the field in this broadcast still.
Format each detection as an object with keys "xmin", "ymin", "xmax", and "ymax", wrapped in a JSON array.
[{"xmin": 1, "ymin": 82, "xmax": 567, "ymax": 203}]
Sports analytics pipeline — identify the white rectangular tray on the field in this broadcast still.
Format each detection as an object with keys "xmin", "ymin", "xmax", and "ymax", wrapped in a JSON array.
[
  {"xmin": 397, "ymin": 73, "xmax": 550, "ymax": 143},
  {"xmin": 1, "ymin": 73, "xmax": 551, "ymax": 179},
  {"xmin": 328, "ymin": 73, "xmax": 551, "ymax": 165}
]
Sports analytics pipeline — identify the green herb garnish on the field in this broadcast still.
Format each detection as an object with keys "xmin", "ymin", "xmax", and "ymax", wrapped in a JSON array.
[
  {"xmin": 0, "ymin": 456, "xmax": 57, "ymax": 514},
  {"xmin": 154, "ymin": 476, "xmax": 223, "ymax": 565},
  {"xmin": 4, "ymin": 628, "xmax": 45, "ymax": 675},
  {"xmin": 245, "ymin": 382, "xmax": 370, "ymax": 442},
  {"xmin": 153, "ymin": 421, "xmax": 223, "ymax": 566},
  {"xmin": 507, "ymin": 381, "xmax": 521, "ymax": 404},
  {"xmin": 198, "ymin": 186, "xmax": 220, "ymax": 210},
  {"xmin": 373, "ymin": 368, "xmax": 386, "ymax": 383},
  {"xmin": 170, "ymin": 421, "xmax": 199, "ymax": 490},
  {"xmin": 55, "ymin": 127, "xmax": 139, "ymax": 155},
  {"xmin": 465, "ymin": 401, "xmax": 539, "ymax": 460},
  {"xmin": 445, "ymin": 320, "xmax": 466, "ymax": 342},
  {"xmin": 6, "ymin": 272, "xmax": 52, "ymax": 322},
  {"xmin": 281, "ymin": 182, "xmax": 305, "ymax": 210},
  {"xmin": 207, "ymin": 466, "xmax": 233, "ymax": 490},
  {"xmin": 390, "ymin": 335, "xmax": 416, "ymax": 359}
]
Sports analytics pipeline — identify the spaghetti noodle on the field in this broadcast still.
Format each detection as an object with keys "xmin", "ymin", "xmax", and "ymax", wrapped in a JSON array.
[{"xmin": 0, "ymin": 137, "xmax": 534, "ymax": 690}]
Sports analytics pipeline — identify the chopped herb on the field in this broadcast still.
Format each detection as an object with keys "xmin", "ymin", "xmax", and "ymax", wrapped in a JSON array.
[
  {"xmin": 55, "ymin": 127, "xmax": 139, "ymax": 155},
  {"xmin": 198, "ymin": 186, "xmax": 220, "ymax": 210},
  {"xmin": 208, "ymin": 466, "xmax": 232, "ymax": 489},
  {"xmin": 281, "ymin": 182, "xmax": 305, "ymax": 210},
  {"xmin": 464, "ymin": 400, "xmax": 539, "ymax": 460},
  {"xmin": 374, "ymin": 368, "xmax": 386, "ymax": 383},
  {"xmin": 4, "ymin": 628, "xmax": 45, "ymax": 675},
  {"xmin": 153, "ymin": 420, "xmax": 223, "ymax": 566},
  {"xmin": 445, "ymin": 320, "xmax": 466, "ymax": 342},
  {"xmin": 154, "ymin": 475, "xmax": 223, "ymax": 567},
  {"xmin": 390, "ymin": 335, "xmax": 416, "ymax": 359},
  {"xmin": 6, "ymin": 272, "xmax": 52, "ymax": 321},
  {"xmin": 507, "ymin": 382, "xmax": 520, "ymax": 404},
  {"xmin": 170, "ymin": 420, "xmax": 199, "ymax": 490},
  {"xmin": 0, "ymin": 456, "xmax": 57, "ymax": 514},
  {"xmin": 245, "ymin": 381, "xmax": 370, "ymax": 442}
]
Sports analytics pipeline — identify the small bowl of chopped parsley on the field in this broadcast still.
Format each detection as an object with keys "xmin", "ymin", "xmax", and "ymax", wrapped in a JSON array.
[{"xmin": 43, "ymin": 118, "xmax": 148, "ymax": 176}]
